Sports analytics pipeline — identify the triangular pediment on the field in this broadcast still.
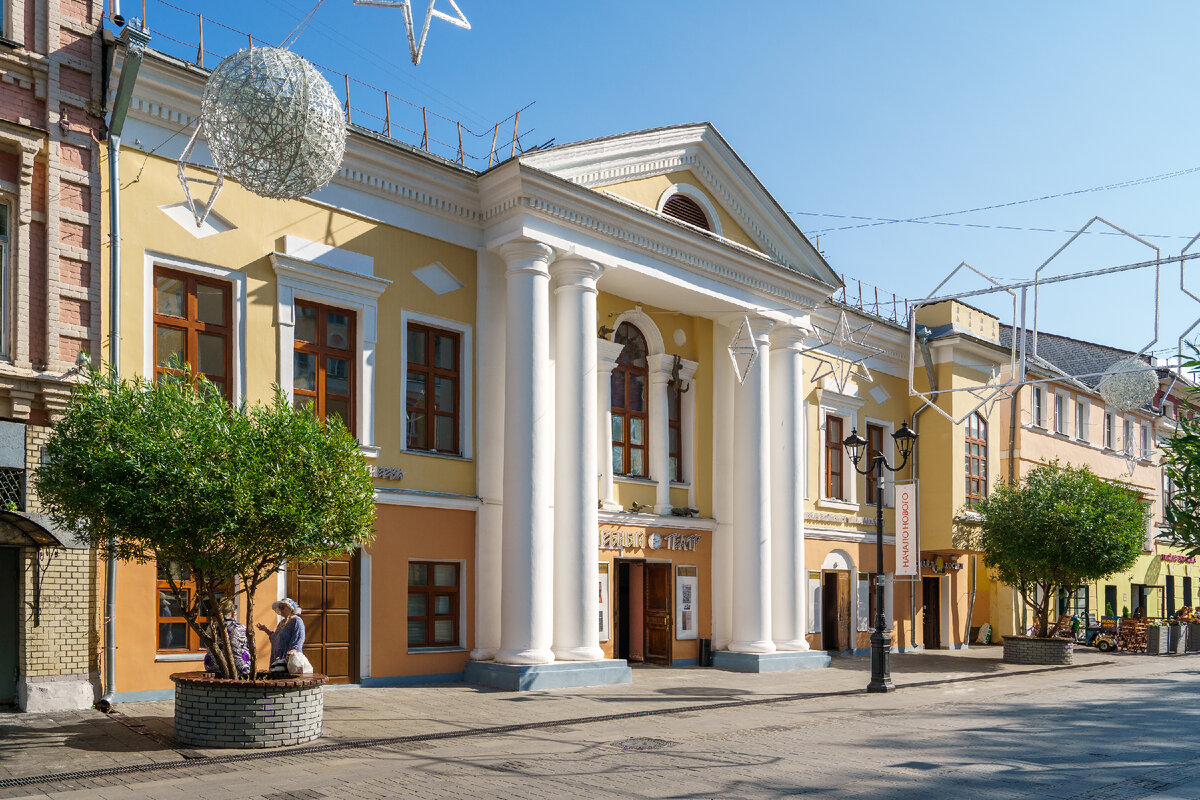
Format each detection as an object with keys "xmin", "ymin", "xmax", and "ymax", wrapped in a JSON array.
[{"xmin": 520, "ymin": 123, "xmax": 839, "ymax": 288}]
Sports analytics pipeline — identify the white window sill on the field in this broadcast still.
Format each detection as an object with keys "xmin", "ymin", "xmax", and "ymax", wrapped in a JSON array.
[
  {"xmin": 155, "ymin": 653, "xmax": 205, "ymax": 662},
  {"xmin": 615, "ymin": 475, "xmax": 656, "ymax": 486},
  {"xmin": 408, "ymin": 646, "xmax": 466, "ymax": 654},
  {"xmin": 402, "ymin": 449, "xmax": 472, "ymax": 463},
  {"xmin": 817, "ymin": 498, "xmax": 858, "ymax": 512}
]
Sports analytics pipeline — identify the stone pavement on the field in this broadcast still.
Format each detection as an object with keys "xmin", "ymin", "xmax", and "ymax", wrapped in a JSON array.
[{"xmin": 3, "ymin": 647, "xmax": 1198, "ymax": 798}]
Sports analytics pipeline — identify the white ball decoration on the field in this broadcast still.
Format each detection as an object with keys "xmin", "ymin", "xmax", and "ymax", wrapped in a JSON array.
[
  {"xmin": 1098, "ymin": 357, "xmax": 1158, "ymax": 412},
  {"xmin": 201, "ymin": 47, "xmax": 346, "ymax": 200}
]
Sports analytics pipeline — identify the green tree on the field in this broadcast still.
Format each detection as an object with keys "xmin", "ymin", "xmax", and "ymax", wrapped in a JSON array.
[
  {"xmin": 35, "ymin": 365, "xmax": 375, "ymax": 679},
  {"xmin": 1163, "ymin": 371, "xmax": 1200, "ymax": 559},
  {"xmin": 955, "ymin": 460, "xmax": 1147, "ymax": 638}
]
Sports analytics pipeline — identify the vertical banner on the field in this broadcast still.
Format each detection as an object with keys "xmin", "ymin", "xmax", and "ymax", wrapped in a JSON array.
[
  {"xmin": 675, "ymin": 565, "xmax": 698, "ymax": 640},
  {"xmin": 808, "ymin": 570, "xmax": 823, "ymax": 633},
  {"xmin": 598, "ymin": 562, "xmax": 611, "ymax": 642},
  {"xmin": 895, "ymin": 481, "xmax": 919, "ymax": 577}
]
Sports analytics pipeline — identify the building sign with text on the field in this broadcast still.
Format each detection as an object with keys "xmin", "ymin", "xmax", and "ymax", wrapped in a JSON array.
[
  {"xmin": 895, "ymin": 482, "xmax": 918, "ymax": 577},
  {"xmin": 598, "ymin": 526, "xmax": 702, "ymax": 552}
]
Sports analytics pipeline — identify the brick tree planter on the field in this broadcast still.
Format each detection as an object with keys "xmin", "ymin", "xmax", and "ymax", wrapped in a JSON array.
[
  {"xmin": 1002, "ymin": 636, "xmax": 1074, "ymax": 665},
  {"xmin": 1146, "ymin": 626, "xmax": 1170, "ymax": 655},
  {"xmin": 171, "ymin": 672, "xmax": 327, "ymax": 749},
  {"xmin": 1188, "ymin": 623, "xmax": 1200, "ymax": 652},
  {"xmin": 1169, "ymin": 624, "xmax": 1187, "ymax": 654}
]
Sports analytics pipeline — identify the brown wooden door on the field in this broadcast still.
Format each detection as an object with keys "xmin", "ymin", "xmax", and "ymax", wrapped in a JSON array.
[
  {"xmin": 836, "ymin": 571, "xmax": 852, "ymax": 652},
  {"xmin": 922, "ymin": 577, "xmax": 941, "ymax": 649},
  {"xmin": 288, "ymin": 552, "xmax": 358, "ymax": 684},
  {"xmin": 627, "ymin": 561, "xmax": 644, "ymax": 662},
  {"xmin": 644, "ymin": 562, "xmax": 672, "ymax": 666}
]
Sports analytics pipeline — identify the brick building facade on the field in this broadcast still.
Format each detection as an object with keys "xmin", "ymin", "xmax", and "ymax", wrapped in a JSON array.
[{"xmin": 0, "ymin": 0, "xmax": 105, "ymax": 711}]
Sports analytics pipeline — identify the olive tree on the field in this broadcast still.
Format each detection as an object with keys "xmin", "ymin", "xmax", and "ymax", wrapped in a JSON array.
[
  {"xmin": 955, "ymin": 460, "xmax": 1147, "ymax": 638},
  {"xmin": 1163, "ymin": 364, "xmax": 1200, "ymax": 558},
  {"xmin": 35, "ymin": 365, "xmax": 375, "ymax": 678}
]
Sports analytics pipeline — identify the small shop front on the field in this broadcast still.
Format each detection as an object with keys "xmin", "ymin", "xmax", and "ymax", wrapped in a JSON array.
[{"xmin": 598, "ymin": 522, "xmax": 711, "ymax": 667}]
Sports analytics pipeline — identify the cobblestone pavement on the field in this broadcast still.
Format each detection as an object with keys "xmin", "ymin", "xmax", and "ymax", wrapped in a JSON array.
[{"xmin": 3, "ymin": 648, "xmax": 1200, "ymax": 798}]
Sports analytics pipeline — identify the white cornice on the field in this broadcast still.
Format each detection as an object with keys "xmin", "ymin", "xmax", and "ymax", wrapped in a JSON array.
[
  {"xmin": 598, "ymin": 510, "xmax": 717, "ymax": 531},
  {"xmin": 269, "ymin": 252, "xmax": 391, "ymax": 300}
]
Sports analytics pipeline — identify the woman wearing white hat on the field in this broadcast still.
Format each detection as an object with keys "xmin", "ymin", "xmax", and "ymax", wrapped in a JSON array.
[{"xmin": 258, "ymin": 598, "xmax": 310, "ymax": 674}]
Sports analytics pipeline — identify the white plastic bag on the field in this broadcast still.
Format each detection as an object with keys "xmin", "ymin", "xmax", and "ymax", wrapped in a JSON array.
[{"xmin": 286, "ymin": 652, "xmax": 314, "ymax": 675}]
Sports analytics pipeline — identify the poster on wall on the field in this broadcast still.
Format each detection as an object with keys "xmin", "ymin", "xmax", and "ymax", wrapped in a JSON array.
[
  {"xmin": 894, "ymin": 481, "xmax": 919, "ymax": 577},
  {"xmin": 808, "ymin": 570, "xmax": 822, "ymax": 634},
  {"xmin": 675, "ymin": 565, "xmax": 698, "ymax": 640},
  {"xmin": 599, "ymin": 562, "xmax": 611, "ymax": 642}
]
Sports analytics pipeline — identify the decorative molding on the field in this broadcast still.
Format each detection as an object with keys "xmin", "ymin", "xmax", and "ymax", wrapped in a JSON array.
[{"xmin": 373, "ymin": 488, "xmax": 482, "ymax": 511}]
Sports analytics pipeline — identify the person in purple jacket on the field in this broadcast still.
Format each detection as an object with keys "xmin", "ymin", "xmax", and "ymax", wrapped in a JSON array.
[{"xmin": 257, "ymin": 598, "xmax": 305, "ymax": 670}]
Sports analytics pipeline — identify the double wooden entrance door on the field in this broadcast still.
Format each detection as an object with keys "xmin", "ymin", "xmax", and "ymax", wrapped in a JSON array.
[
  {"xmin": 615, "ymin": 559, "xmax": 672, "ymax": 666},
  {"xmin": 922, "ymin": 577, "xmax": 941, "ymax": 649},
  {"xmin": 821, "ymin": 570, "xmax": 852, "ymax": 652},
  {"xmin": 287, "ymin": 552, "xmax": 358, "ymax": 684}
]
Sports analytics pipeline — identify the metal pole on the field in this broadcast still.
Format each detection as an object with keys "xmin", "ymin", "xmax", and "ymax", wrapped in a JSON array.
[
  {"xmin": 867, "ymin": 454, "xmax": 895, "ymax": 693},
  {"xmin": 197, "ymin": 15, "xmax": 204, "ymax": 66},
  {"xmin": 344, "ymin": 75, "xmax": 351, "ymax": 124},
  {"xmin": 511, "ymin": 109, "xmax": 520, "ymax": 157},
  {"xmin": 383, "ymin": 91, "xmax": 391, "ymax": 138},
  {"xmin": 488, "ymin": 123, "xmax": 498, "ymax": 168}
]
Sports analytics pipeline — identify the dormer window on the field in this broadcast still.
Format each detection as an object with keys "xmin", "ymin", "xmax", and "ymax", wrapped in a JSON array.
[{"xmin": 662, "ymin": 194, "xmax": 711, "ymax": 231}]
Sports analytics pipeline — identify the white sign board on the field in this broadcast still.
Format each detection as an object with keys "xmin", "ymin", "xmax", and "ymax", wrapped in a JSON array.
[
  {"xmin": 598, "ymin": 562, "xmax": 611, "ymax": 642},
  {"xmin": 895, "ymin": 481, "xmax": 919, "ymax": 577},
  {"xmin": 675, "ymin": 566, "xmax": 698, "ymax": 640}
]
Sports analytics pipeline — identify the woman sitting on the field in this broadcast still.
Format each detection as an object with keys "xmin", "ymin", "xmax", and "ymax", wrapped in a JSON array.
[
  {"xmin": 204, "ymin": 597, "xmax": 251, "ymax": 677},
  {"xmin": 257, "ymin": 598, "xmax": 309, "ymax": 674}
]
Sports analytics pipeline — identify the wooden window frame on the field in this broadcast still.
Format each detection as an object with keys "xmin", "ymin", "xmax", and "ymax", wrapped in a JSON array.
[
  {"xmin": 405, "ymin": 322, "xmax": 461, "ymax": 454},
  {"xmin": 153, "ymin": 266, "xmax": 233, "ymax": 401},
  {"xmin": 293, "ymin": 300, "xmax": 356, "ymax": 435},
  {"xmin": 611, "ymin": 323, "xmax": 649, "ymax": 478},
  {"xmin": 865, "ymin": 424, "xmax": 884, "ymax": 505},
  {"xmin": 155, "ymin": 563, "xmax": 225, "ymax": 654},
  {"xmin": 825, "ymin": 415, "xmax": 845, "ymax": 500},
  {"xmin": 965, "ymin": 413, "xmax": 987, "ymax": 510},
  {"xmin": 407, "ymin": 561, "xmax": 460, "ymax": 648},
  {"xmin": 668, "ymin": 380, "xmax": 683, "ymax": 482}
]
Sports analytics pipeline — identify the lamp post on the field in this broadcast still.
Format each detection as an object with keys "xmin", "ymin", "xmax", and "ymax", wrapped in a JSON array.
[{"xmin": 842, "ymin": 422, "xmax": 917, "ymax": 693}]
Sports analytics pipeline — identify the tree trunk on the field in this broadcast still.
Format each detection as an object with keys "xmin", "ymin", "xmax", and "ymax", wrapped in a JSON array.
[
  {"xmin": 244, "ymin": 572, "xmax": 258, "ymax": 679},
  {"xmin": 202, "ymin": 574, "xmax": 236, "ymax": 679}
]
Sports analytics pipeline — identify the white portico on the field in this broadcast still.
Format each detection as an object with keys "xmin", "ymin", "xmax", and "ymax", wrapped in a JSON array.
[{"xmin": 466, "ymin": 124, "xmax": 840, "ymax": 689}]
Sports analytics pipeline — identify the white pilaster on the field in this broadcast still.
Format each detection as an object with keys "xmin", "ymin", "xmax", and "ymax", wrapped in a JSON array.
[
  {"xmin": 597, "ymin": 339, "xmax": 626, "ymax": 512},
  {"xmin": 729, "ymin": 315, "xmax": 776, "ymax": 654},
  {"xmin": 471, "ymin": 250, "xmax": 506, "ymax": 661},
  {"xmin": 496, "ymin": 240, "xmax": 556, "ymax": 666},
  {"xmin": 551, "ymin": 256, "xmax": 606, "ymax": 662},
  {"xmin": 647, "ymin": 353, "xmax": 673, "ymax": 514},
  {"xmin": 770, "ymin": 324, "xmax": 811, "ymax": 651},
  {"xmin": 711, "ymin": 320, "xmax": 735, "ymax": 650}
]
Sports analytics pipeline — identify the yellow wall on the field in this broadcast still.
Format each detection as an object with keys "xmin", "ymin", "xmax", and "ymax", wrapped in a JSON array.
[
  {"xmin": 600, "ymin": 170, "xmax": 761, "ymax": 252},
  {"xmin": 101, "ymin": 150, "xmax": 479, "ymax": 497}
]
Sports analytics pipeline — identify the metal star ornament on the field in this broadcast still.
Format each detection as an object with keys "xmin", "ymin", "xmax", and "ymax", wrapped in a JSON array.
[
  {"xmin": 353, "ymin": 0, "xmax": 470, "ymax": 65},
  {"xmin": 802, "ymin": 311, "xmax": 884, "ymax": 394}
]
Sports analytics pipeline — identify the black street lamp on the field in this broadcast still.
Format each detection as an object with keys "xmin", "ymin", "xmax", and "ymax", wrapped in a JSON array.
[{"xmin": 842, "ymin": 421, "xmax": 917, "ymax": 693}]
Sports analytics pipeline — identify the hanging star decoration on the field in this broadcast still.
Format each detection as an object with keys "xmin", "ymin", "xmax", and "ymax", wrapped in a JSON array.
[
  {"xmin": 353, "ymin": 0, "xmax": 470, "ymax": 65},
  {"xmin": 727, "ymin": 315, "xmax": 758, "ymax": 385},
  {"xmin": 963, "ymin": 367, "xmax": 1013, "ymax": 422},
  {"xmin": 802, "ymin": 311, "xmax": 884, "ymax": 394}
]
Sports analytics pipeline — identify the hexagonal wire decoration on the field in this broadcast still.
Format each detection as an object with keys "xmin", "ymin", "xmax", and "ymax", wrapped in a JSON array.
[
  {"xmin": 727, "ymin": 315, "xmax": 758, "ymax": 385},
  {"xmin": 352, "ymin": 0, "xmax": 470, "ymax": 66},
  {"xmin": 179, "ymin": 47, "xmax": 347, "ymax": 226}
]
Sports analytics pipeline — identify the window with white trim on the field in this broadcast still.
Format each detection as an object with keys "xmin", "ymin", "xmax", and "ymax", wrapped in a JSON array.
[
  {"xmin": 0, "ymin": 202, "xmax": 8, "ymax": 359},
  {"xmin": 1076, "ymin": 400, "xmax": 1089, "ymax": 442},
  {"xmin": 1123, "ymin": 418, "xmax": 1133, "ymax": 454},
  {"xmin": 1032, "ymin": 386, "xmax": 1045, "ymax": 427},
  {"xmin": 1054, "ymin": 392, "xmax": 1068, "ymax": 435},
  {"xmin": 1104, "ymin": 411, "xmax": 1114, "ymax": 448},
  {"xmin": 1141, "ymin": 424, "xmax": 1151, "ymax": 459}
]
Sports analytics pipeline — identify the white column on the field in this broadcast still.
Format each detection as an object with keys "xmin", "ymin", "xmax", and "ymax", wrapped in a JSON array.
[
  {"xmin": 729, "ymin": 316, "xmax": 776, "ymax": 654},
  {"xmin": 647, "ymin": 353, "xmax": 673, "ymax": 514},
  {"xmin": 770, "ymin": 324, "xmax": 810, "ymax": 651},
  {"xmin": 496, "ymin": 240, "xmax": 556, "ymax": 666},
  {"xmin": 471, "ymin": 250, "xmax": 506, "ymax": 661},
  {"xmin": 597, "ymin": 339, "xmax": 625, "ymax": 512},
  {"xmin": 711, "ymin": 321, "xmax": 735, "ymax": 650},
  {"xmin": 552, "ymin": 256, "xmax": 606, "ymax": 662}
]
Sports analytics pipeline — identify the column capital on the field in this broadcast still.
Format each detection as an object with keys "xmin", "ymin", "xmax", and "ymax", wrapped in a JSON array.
[
  {"xmin": 647, "ymin": 352, "xmax": 676, "ymax": 382},
  {"xmin": 551, "ymin": 255, "xmax": 604, "ymax": 293},
  {"xmin": 770, "ymin": 322, "xmax": 815, "ymax": 351},
  {"xmin": 717, "ymin": 312, "xmax": 775, "ymax": 344},
  {"xmin": 498, "ymin": 239, "xmax": 555, "ymax": 276},
  {"xmin": 597, "ymin": 338, "xmax": 626, "ymax": 369}
]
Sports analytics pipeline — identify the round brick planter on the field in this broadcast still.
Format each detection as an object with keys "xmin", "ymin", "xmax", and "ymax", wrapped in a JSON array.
[
  {"xmin": 1002, "ymin": 636, "xmax": 1074, "ymax": 665},
  {"xmin": 171, "ymin": 672, "xmax": 327, "ymax": 749}
]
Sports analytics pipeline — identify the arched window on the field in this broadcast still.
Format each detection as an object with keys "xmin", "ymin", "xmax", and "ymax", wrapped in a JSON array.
[
  {"xmin": 611, "ymin": 322, "xmax": 649, "ymax": 477},
  {"xmin": 662, "ymin": 194, "xmax": 711, "ymax": 231},
  {"xmin": 965, "ymin": 413, "xmax": 987, "ymax": 510}
]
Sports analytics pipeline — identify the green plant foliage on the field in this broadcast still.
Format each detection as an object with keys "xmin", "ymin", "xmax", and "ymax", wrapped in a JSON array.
[
  {"xmin": 1162, "ymin": 363, "xmax": 1200, "ymax": 560},
  {"xmin": 35, "ymin": 364, "xmax": 375, "ymax": 678},
  {"xmin": 954, "ymin": 460, "xmax": 1147, "ymax": 639}
]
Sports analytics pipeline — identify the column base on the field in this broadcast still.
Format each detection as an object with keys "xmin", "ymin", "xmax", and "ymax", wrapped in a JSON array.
[
  {"xmin": 712, "ymin": 650, "xmax": 831, "ymax": 673},
  {"xmin": 653, "ymin": 503, "xmax": 673, "ymax": 515},
  {"xmin": 773, "ymin": 639, "xmax": 811, "ymax": 652},
  {"xmin": 464, "ymin": 659, "xmax": 632, "ymax": 691},
  {"xmin": 552, "ymin": 645, "xmax": 606, "ymax": 661},
  {"xmin": 600, "ymin": 500, "xmax": 623, "ymax": 512},
  {"xmin": 728, "ymin": 639, "xmax": 777, "ymax": 654},
  {"xmin": 469, "ymin": 647, "xmax": 498, "ymax": 661},
  {"xmin": 494, "ymin": 647, "xmax": 556, "ymax": 666}
]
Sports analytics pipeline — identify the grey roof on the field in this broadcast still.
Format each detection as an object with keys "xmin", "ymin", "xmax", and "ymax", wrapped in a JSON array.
[{"xmin": 997, "ymin": 324, "xmax": 1145, "ymax": 390}]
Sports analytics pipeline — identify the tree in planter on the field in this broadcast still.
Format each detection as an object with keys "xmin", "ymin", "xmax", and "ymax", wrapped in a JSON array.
[
  {"xmin": 1163, "ymin": 367, "xmax": 1200, "ymax": 561},
  {"xmin": 35, "ymin": 365, "xmax": 375, "ymax": 679},
  {"xmin": 954, "ymin": 460, "xmax": 1147, "ymax": 639}
]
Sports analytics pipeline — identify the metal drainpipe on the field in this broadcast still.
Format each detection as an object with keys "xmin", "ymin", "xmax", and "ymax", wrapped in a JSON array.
[
  {"xmin": 98, "ymin": 22, "xmax": 150, "ymax": 713},
  {"xmin": 910, "ymin": 325, "xmax": 938, "ymax": 650}
]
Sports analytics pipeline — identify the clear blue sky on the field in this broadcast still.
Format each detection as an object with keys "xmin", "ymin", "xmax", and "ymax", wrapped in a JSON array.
[{"xmin": 129, "ymin": 1, "xmax": 1200, "ymax": 361}]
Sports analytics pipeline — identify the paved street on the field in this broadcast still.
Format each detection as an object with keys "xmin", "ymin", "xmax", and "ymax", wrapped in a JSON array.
[{"xmin": 3, "ymin": 649, "xmax": 1200, "ymax": 799}]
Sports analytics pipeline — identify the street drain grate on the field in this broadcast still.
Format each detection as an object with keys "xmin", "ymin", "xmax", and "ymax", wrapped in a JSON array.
[{"xmin": 614, "ymin": 737, "xmax": 675, "ymax": 752}]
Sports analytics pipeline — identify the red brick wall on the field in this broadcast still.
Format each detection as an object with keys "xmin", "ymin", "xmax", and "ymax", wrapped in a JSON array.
[
  {"xmin": 59, "ymin": 257, "xmax": 90, "ymax": 288},
  {"xmin": 0, "ymin": 151, "xmax": 16, "ymax": 184},
  {"xmin": 59, "ymin": 143, "xmax": 91, "ymax": 172},
  {"xmin": 32, "ymin": 160, "xmax": 47, "ymax": 214},
  {"xmin": 59, "ymin": 219, "xmax": 89, "ymax": 249},
  {"xmin": 59, "ymin": 297, "xmax": 90, "ymax": 327},
  {"xmin": 24, "ymin": 1, "xmax": 37, "ymax": 54},
  {"xmin": 29, "ymin": 221, "xmax": 47, "ymax": 366},
  {"xmin": 0, "ymin": 81, "xmax": 46, "ymax": 126},
  {"xmin": 58, "ymin": 336, "xmax": 88, "ymax": 364},
  {"xmin": 59, "ymin": 0, "xmax": 93, "ymax": 24},
  {"xmin": 58, "ymin": 28, "xmax": 92, "ymax": 63},
  {"xmin": 59, "ymin": 66, "xmax": 92, "ymax": 100},
  {"xmin": 58, "ymin": 180, "xmax": 89, "ymax": 212}
]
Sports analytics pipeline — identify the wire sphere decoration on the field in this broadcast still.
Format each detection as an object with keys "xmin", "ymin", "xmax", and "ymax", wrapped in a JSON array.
[
  {"xmin": 201, "ymin": 47, "xmax": 346, "ymax": 200},
  {"xmin": 1098, "ymin": 357, "xmax": 1158, "ymax": 412}
]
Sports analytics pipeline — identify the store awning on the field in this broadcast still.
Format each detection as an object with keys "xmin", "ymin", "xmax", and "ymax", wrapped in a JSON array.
[{"xmin": 0, "ymin": 510, "xmax": 88, "ymax": 549}]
